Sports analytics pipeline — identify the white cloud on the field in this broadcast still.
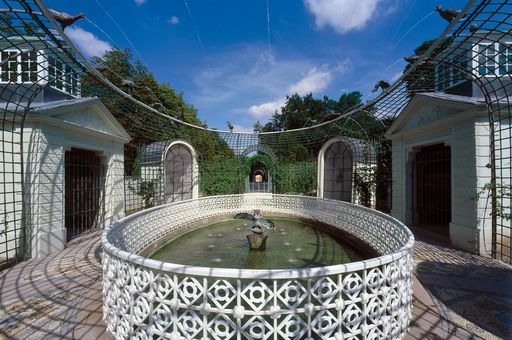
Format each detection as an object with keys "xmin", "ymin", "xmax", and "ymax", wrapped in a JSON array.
[
  {"xmin": 66, "ymin": 27, "xmax": 112, "ymax": 58},
  {"xmin": 248, "ymin": 98, "xmax": 285, "ymax": 119},
  {"xmin": 232, "ymin": 124, "xmax": 254, "ymax": 133},
  {"xmin": 247, "ymin": 61, "xmax": 352, "ymax": 119},
  {"xmin": 190, "ymin": 44, "xmax": 353, "ymax": 126},
  {"xmin": 304, "ymin": 0, "xmax": 380, "ymax": 33},
  {"xmin": 288, "ymin": 67, "xmax": 332, "ymax": 95},
  {"xmin": 168, "ymin": 16, "xmax": 180, "ymax": 25},
  {"xmin": 134, "ymin": 0, "xmax": 147, "ymax": 5},
  {"xmin": 192, "ymin": 45, "xmax": 311, "ymax": 107}
]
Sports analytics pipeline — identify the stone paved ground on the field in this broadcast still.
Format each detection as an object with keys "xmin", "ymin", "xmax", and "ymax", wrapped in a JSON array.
[
  {"xmin": 408, "ymin": 232, "xmax": 512, "ymax": 340},
  {"xmin": 0, "ymin": 230, "xmax": 510, "ymax": 339},
  {"xmin": 0, "ymin": 231, "xmax": 108, "ymax": 340}
]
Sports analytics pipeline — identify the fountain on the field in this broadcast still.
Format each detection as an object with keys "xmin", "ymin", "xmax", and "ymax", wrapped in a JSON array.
[
  {"xmin": 235, "ymin": 209, "xmax": 274, "ymax": 250},
  {"xmin": 102, "ymin": 194, "xmax": 414, "ymax": 339}
]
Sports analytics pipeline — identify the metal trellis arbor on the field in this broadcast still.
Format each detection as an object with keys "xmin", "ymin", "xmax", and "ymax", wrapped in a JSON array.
[{"xmin": 0, "ymin": 0, "xmax": 511, "ymax": 266}]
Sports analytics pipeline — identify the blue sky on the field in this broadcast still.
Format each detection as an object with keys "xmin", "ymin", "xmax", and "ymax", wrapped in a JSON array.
[{"xmin": 45, "ymin": 0, "xmax": 464, "ymax": 131}]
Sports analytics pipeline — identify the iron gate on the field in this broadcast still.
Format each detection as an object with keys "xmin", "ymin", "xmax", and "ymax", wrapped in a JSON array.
[
  {"xmin": 413, "ymin": 144, "xmax": 451, "ymax": 235},
  {"xmin": 64, "ymin": 148, "xmax": 104, "ymax": 241}
]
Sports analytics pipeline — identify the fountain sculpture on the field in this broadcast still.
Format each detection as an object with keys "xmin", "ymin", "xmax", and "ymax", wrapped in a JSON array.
[{"xmin": 234, "ymin": 209, "xmax": 275, "ymax": 250}]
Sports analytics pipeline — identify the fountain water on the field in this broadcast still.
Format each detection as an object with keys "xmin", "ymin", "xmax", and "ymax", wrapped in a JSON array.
[{"xmin": 149, "ymin": 215, "xmax": 367, "ymax": 269}]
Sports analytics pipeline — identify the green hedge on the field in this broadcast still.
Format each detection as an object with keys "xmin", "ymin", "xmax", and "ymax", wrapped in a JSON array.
[
  {"xmin": 199, "ymin": 156, "xmax": 241, "ymax": 196},
  {"xmin": 199, "ymin": 157, "xmax": 317, "ymax": 197},
  {"xmin": 276, "ymin": 161, "xmax": 317, "ymax": 196}
]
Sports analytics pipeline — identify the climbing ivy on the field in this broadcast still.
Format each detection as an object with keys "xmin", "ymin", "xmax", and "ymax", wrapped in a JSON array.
[
  {"xmin": 129, "ymin": 178, "xmax": 160, "ymax": 209},
  {"xmin": 199, "ymin": 156, "xmax": 240, "ymax": 196},
  {"xmin": 478, "ymin": 182, "xmax": 512, "ymax": 221}
]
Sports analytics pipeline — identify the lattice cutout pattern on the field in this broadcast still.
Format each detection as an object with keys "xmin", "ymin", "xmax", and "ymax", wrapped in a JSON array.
[{"xmin": 102, "ymin": 194, "xmax": 413, "ymax": 339}]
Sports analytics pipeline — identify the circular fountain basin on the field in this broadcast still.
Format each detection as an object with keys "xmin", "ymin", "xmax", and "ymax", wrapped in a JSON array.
[
  {"xmin": 148, "ymin": 217, "xmax": 371, "ymax": 269},
  {"xmin": 102, "ymin": 194, "xmax": 414, "ymax": 339}
]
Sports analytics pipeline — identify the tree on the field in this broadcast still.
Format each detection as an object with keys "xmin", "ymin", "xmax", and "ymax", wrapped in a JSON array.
[
  {"xmin": 82, "ymin": 48, "xmax": 235, "ymax": 177},
  {"xmin": 263, "ymin": 93, "xmax": 326, "ymax": 132},
  {"xmin": 328, "ymin": 91, "xmax": 363, "ymax": 114},
  {"xmin": 0, "ymin": 13, "xmax": 15, "ymax": 37},
  {"xmin": 253, "ymin": 121, "xmax": 263, "ymax": 133},
  {"xmin": 262, "ymin": 91, "xmax": 366, "ymax": 133},
  {"xmin": 0, "ymin": 13, "xmax": 43, "ymax": 37}
]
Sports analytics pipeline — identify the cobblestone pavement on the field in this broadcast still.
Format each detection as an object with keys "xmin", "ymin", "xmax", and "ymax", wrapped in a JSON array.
[
  {"xmin": 0, "ymin": 230, "xmax": 510, "ymax": 339},
  {"xmin": 408, "ymin": 232, "xmax": 512, "ymax": 340},
  {"xmin": 0, "ymin": 231, "xmax": 108, "ymax": 339}
]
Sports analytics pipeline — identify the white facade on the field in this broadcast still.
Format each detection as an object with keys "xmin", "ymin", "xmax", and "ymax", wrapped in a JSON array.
[
  {"xmin": 386, "ymin": 93, "xmax": 496, "ymax": 255},
  {"xmin": 0, "ymin": 36, "xmax": 82, "ymax": 98},
  {"xmin": 1, "ymin": 97, "xmax": 130, "ymax": 258}
]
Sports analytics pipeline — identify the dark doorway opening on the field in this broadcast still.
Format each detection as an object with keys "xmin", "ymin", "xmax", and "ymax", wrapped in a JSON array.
[
  {"xmin": 249, "ymin": 161, "xmax": 269, "ymax": 192},
  {"xmin": 413, "ymin": 144, "xmax": 451, "ymax": 236},
  {"xmin": 65, "ymin": 148, "xmax": 104, "ymax": 242}
]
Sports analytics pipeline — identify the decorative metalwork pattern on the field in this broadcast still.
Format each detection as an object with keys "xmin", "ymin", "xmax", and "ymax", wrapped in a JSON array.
[{"xmin": 102, "ymin": 194, "xmax": 414, "ymax": 339}]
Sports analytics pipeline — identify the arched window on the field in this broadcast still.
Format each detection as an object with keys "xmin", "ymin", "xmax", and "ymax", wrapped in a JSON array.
[
  {"xmin": 321, "ymin": 140, "xmax": 353, "ymax": 202},
  {"xmin": 164, "ymin": 143, "xmax": 194, "ymax": 203}
]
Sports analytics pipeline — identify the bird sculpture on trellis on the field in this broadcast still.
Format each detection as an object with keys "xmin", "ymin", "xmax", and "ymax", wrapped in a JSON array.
[
  {"xmin": 48, "ymin": 9, "xmax": 85, "ymax": 30},
  {"xmin": 227, "ymin": 121, "xmax": 234, "ymax": 132},
  {"xmin": 371, "ymin": 80, "xmax": 390, "ymax": 93},
  {"xmin": 120, "ymin": 79, "xmax": 140, "ymax": 95},
  {"xmin": 121, "ymin": 79, "xmax": 138, "ymax": 88},
  {"xmin": 404, "ymin": 55, "xmax": 420, "ymax": 64},
  {"xmin": 435, "ymin": 5, "xmax": 462, "ymax": 23}
]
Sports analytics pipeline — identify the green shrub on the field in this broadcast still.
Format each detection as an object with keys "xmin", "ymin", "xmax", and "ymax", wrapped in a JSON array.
[
  {"xmin": 276, "ymin": 161, "xmax": 317, "ymax": 195},
  {"xmin": 199, "ymin": 156, "xmax": 240, "ymax": 196},
  {"xmin": 129, "ymin": 178, "xmax": 159, "ymax": 208}
]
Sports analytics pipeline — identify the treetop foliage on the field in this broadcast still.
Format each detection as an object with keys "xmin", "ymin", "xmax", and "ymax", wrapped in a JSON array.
[{"xmin": 82, "ymin": 48, "xmax": 234, "ymax": 173}]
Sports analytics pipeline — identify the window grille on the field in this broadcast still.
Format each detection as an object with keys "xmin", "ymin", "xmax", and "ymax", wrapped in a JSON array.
[{"xmin": 0, "ymin": 50, "xmax": 38, "ymax": 83}]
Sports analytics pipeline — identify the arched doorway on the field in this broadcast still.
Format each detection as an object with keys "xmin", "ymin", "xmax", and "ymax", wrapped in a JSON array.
[
  {"xmin": 322, "ymin": 140, "xmax": 353, "ymax": 202},
  {"xmin": 318, "ymin": 137, "xmax": 377, "ymax": 203},
  {"xmin": 163, "ymin": 142, "xmax": 197, "ymax": 203},
  {"xmin": 241, "ymin": 145, "xmax": 277, "ymax": 194},
  {"xmin": 249, "ymin": 161, "xmax": 269, "ymax": 192}
]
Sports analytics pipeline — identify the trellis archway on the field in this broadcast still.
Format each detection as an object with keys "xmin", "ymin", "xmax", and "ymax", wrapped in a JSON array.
[
  {"xmin": 163, "ymin": 140, "xmax": 199, "ymax": 203},
  {"xmin": 317, "ymin": 137, "xmax": 376, "ymax": 204},
  {"xmin": 319, "ymin": 139, "xmax": 353, "ymax": 202},
  {"xmin": 240, "ymin": 144, "xmax": 278, "ymax": 193},
  {"xmin": 240, "ymin": 144, "xmax": 279, "ymax": 164}
]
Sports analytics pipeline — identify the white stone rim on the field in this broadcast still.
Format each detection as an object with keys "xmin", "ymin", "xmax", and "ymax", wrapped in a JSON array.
[{"xmin": 102, "ymin": 194, "xmax": 414, "ymax": 279}]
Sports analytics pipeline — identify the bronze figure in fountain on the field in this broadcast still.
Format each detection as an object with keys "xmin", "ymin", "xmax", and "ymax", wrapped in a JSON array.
[{"xmin": 234, "ymin": 210, "xmax": 275, "ymax": 250}]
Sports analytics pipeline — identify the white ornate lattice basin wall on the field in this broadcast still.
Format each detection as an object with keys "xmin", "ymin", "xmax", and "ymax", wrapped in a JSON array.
[{"xmin": 102, "ymin": 194, "xmax": 414, "ymax": 339}]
